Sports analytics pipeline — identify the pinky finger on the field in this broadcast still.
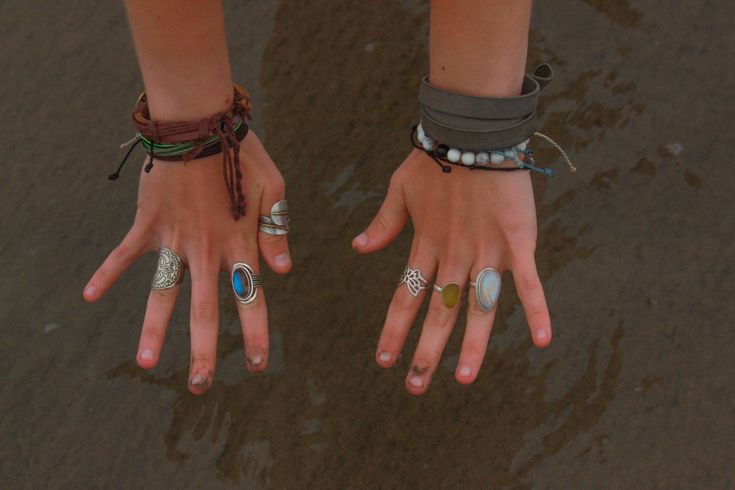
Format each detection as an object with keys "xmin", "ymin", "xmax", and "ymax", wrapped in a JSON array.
[
  {"xmin": 512, "ymin": 256, "xmax": 552, "ymax": 348},
  {"xmin": 83, "ymin": 226, "xmax": 149, "ymax": 302}
]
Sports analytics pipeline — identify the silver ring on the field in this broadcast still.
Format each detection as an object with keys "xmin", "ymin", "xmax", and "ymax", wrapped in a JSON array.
[
  {"xmin": 400, "ymin": 265, "xmax": 430, "ymax": 297},
  {"xmin": 469, "ymin": 267, "xmax": 501, "ymax": 312},
  {"xmin": 231, "ymin": 262, "xmax": 263, "ymax": 304},
  {"xmin": 151, "ymin": 247, "xmax": 185, "ymax": 290},
  {"xmin": 258, "ymin": 199, "xmax": 289, "ymax": 235}
]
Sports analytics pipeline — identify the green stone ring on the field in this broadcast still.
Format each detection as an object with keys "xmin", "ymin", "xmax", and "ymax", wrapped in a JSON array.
[
  {"xmin": 231, "ymin": 262, "xmax": 263, "ymax": 304},
  {"xmin": 433, "ymin": 282, "xmax": 461, "ymax": 309}
]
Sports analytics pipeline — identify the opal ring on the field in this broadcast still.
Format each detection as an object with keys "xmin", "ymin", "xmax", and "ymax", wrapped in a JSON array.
[
  {"xmin": 151, "ymin": 247, "xmax": 185, "ymax": 290},
  {"xmin": 469, "ymin": 267, "xmax": 502, "ymax": 312},
  {"xmin": 399, "ymin": 265, "xmax": 430, "ymax": 297},
  {"xmin": 258, "ymin": 199, "xmax": 289, "ymax": 235},
  {"xmin": 231, "ymin": 262, "xmax": 263, "ymax": 304},
  {"xmin": 433, "ymin": 282, "xmax": 461, "ymax": 309}
]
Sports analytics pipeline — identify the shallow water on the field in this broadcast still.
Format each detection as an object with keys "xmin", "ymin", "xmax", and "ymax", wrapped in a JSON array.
[{"xmin": 1, "ymin": 0, "xmax": 734, "ymax": 488}]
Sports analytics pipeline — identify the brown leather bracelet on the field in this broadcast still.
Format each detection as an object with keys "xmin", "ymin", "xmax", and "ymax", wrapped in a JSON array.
[{"xmin": 132, "ymin": 84, "xmax": 252, "ymax": 220}]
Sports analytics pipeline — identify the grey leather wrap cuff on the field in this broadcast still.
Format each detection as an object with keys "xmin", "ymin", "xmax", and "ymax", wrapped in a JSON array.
[{"xmin": 418, "ymin": 64, "xmax": 553, "ymax": 151}]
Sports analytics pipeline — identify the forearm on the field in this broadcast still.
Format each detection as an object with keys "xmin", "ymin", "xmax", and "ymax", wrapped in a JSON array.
[
  {"xmin": 124, "ymin": 0, "xmax": 234, "ymax": 120},
  {"xmin": 429, "ymin": 0, "xmax": 532, "ymax": 97}
]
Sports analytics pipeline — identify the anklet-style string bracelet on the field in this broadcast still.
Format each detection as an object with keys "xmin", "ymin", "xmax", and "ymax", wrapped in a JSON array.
[{"xmin": 108, "ymin": 84, "xmax": 252, "ymax": 220}]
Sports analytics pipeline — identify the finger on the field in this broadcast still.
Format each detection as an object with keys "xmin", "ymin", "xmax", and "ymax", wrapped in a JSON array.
[
  {"xmin": 137, "ymin": 283, "xmax": 181, "ymax": 370},
  {"xmin": 512, "ymin": 255, "xmax": 552, "ymax": 348},
  {"xmin": 188, "ymin": 257, "xmax": 221, "ymax": 395},
  {"xmin": 83, "ymin": 225, "xmax": 149, "ymax": 302},
  {"xmin": 406, "ymin": 259, "xmax": 470, "ymax": 395},
  {"xmin": 226, "ymin": 246, "xmax": 269, "ymax": 373},
  {"xmin": 257, "ymin": 178, "xmax": 292, "ymax": 275},
  {"xmin": 375, "ymin": 245, "xmax": 437, "ymax": 368},
  {"xmin": 352, "ymin": 178, "xmax": 408, "ymax": 254},
  {"xmin": 455, "ymin": 262, "xmax": 503, "ymax": 384}
]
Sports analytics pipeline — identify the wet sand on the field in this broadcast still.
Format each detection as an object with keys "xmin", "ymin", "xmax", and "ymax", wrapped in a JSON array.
[{"xmin": 1, "ymin": 0, "xmax": 734, "ymax": 488}]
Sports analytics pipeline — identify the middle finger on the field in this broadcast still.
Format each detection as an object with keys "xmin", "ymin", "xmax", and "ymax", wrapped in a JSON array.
[
  {"xmin": 406, "ymin": 258, "xmax": 471, "ymax": 395},
  {"xmin": 188, "ymin": 256, "xmax": 221, "ymax": 395}
]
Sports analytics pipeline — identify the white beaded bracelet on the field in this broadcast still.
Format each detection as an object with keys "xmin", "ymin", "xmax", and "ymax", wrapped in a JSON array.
[{"xmin": 413, "ymin": 123, "xmax": 576, "ymax": 177}]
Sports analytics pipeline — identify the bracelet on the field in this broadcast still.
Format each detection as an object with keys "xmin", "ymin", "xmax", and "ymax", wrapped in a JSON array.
[
  {"xmin": 415, "ymin": 64, "xmax": 576, "ymax": 176},
  {"xmin": 108, "ymin": 84, "xmax": 252, "ymax": 220},
  {"xmin": 412, "ymin": 123, "xmax": 575, "ymax": 176}
]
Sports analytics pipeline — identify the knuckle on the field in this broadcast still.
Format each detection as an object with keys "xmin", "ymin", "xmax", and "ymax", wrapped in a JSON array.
[
  {"xmin": 467, "ymin": 299, "xmax": 490, "ymax": 317},
  {"xmin": 388, "ymin": 170, "xmax": 404, "ymax": 189},
  {"xmin": 140, "ymin": 325, "xmax": 165, "ymax": 345},
  {"xmin": 150, "ymin": 288, "xmax": 175, "ymax": 301},
  {"xmin": 411, "ymin": 355, "xmax": 437, "ymax": 373},
  {"xmin": 461, "ymin": 344, "xmax": 485, "ymax": 362},
  {"xmin": 392, "ymin": 288, "xmax": 418, "ymax": 311},
  {"xmin": 192, "ymin": 300, "xmax": 219, "ymax": 323},
  {"xmin": 270, "ymin": 175, "xmax": 286, "ymax": 195},
  {"xmin": 518, "ymin": 273, "xmax": 542, "ymax": 295},
  {"xmin": 112, "ymin": 241, "xmax": 132, "ymax": 261},
  {"xmin": 191, "ymin": 353, "xmax": 216, "ymax": 368},
  {"xmin": 379, "ymin": 328, "xmax": 403, "ymax": 348},
  {"xmin": 372, "ymin": 211, "xmax": 391, "ymax": 233},
  {"xmin": 425, "ymin": 302, "xmax": 454, "ymax": 326},
  {"xmin": 260, "ymin": 233, "xmax": 287, "ymax": 248}
]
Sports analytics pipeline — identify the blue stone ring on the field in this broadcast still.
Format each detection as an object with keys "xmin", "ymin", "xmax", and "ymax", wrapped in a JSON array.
[
  {"xmin": 469, "ymin": 267, "xmax": 502, "ymax": 312},
  {"xmin": 231, "ymin": 262, "xmax": 263, "ymax": 305}
]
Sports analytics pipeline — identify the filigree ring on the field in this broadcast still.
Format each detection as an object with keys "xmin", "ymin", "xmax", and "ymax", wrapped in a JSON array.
[
  {"xmin": 151, "ymin": 247, "xmax": 185, "ymax": 290},
  {"xmin": 400, "ymin": 265, "xmax": 430, "ymax": 297}
]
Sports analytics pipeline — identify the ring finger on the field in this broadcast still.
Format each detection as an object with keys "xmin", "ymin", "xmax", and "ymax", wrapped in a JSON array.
[
  {"xmin": 226, "ymin": 245, "xmax": 269, "ymax": 373},
  {"xmin": 455, "ymin": 259, "xmax": 503, "ymax": 384}
]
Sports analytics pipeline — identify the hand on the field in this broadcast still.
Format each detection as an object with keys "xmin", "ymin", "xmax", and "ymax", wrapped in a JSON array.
[
  {"xmin": 353, "ymin": 149, "xmax": 552, "ymax": 395},
  {"xmin": 83, "ymin": 132, "xmax": 290, "ymax": 395}
]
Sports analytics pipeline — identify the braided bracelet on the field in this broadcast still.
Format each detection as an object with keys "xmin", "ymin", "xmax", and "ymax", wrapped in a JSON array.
[{"xmin": 108, "ymin": 84, "xmax": 252, "ymax": 220}]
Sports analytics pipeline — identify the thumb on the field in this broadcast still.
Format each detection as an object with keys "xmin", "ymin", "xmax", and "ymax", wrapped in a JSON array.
[{"xmin": 353, "ymin": 182, "xmax": 408, "ymax": 254}]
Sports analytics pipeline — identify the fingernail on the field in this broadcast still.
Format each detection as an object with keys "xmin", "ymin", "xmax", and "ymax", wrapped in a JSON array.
[
  {"xmin": 275, "ymin": 254, "xmax": 290, "ymax": 268},
  {"xmin": 85, "ymin": 285, "xmax": 96, "ymax": 297},
  {"xmin": 378, "ymin": 351, "xmax": 392, "ymax": 363},
  {"xmin": 458, "ymin": 365, "xmax": 472, "ymax": 377},
  {"xmin": 536, "ymin": 330, "xmax": 548, "ymax": 340},
  {"xmin": 250, "ymin": 355, "xmax": 263, "ymax": 366},
  {"xmin": 140, "ymin": 349, "xmax": 154, "ymax": 361},
  {"xmin": 354, "ymin": 233, "xmax": 369, "ymax": 247},
  {"xmin": 190, "ymin": 374, "xmax": 208, "ymax": 388},
  {"xmin": 408, "ymin": 375, "xmax": 424, "ymax": 388}
]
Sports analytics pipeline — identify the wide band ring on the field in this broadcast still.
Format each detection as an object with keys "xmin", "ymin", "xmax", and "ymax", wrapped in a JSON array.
[
  {"xmin": 231, "ymin": 262, "xmax": 263, "ymax": 304},
  {"xmin": 151, "ymin": 247, "xmax": 185, "ymax": 290},
  {"xmin": 469, "ymin": 267, "xmax": 502, "ymax": 312},
  {"xmin": 433, "ymin": 282, "xmax": 462, "ymax": 309},
  {"xmin": 399, "ymin": 265, "xmax": 430, "ymax": 297},
  {"xmin": 258, "ymin": 200, "xmax": 289, "ymax": 235}
]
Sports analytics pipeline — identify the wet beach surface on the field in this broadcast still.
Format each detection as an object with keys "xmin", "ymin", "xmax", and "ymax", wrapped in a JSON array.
[{"xmin": 1, "ymin": 0, "xmax": 734, "ymax": 487}]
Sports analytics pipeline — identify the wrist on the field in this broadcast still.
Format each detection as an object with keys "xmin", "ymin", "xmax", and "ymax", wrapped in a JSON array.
[{"xmin": 143, "ymin": 78, "xmax": 234, "ymax": 121}]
